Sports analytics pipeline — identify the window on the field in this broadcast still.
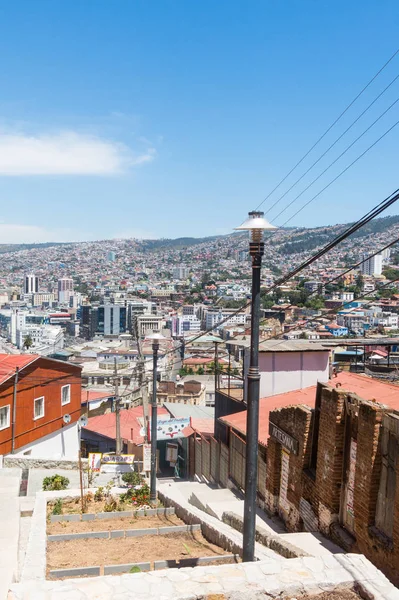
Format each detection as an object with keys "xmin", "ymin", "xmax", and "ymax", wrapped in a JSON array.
[
  {"xmin": 61, "ymin": 385, "xmax": 71, "ymax": 406},
  {"xmin": 0, "ymin": 405, "xmax": 10, "ymax": 430},
  {"xmin": 34, "ymin": 397, "xmax": 44, "ymax": 420}
]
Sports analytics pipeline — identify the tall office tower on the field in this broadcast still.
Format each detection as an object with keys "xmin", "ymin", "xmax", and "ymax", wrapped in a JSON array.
[
  {"xmin": 24, "ymin": 273, "xmax": 39, "ymax": 294},
  {"xmin": 58, "ymin": 277, "xmax": 74, "ymax": 303},
  {"xmin": 361, "ymin": 253, "xmax": 383, "ymax": 276}
]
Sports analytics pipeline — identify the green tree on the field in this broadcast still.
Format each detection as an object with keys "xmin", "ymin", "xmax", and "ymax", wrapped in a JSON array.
[
  {"xmin": 197, "ymin": 366, "xmax": 204, "ymax": 375},
  {"xmin": 23, "ymin": 335, "xmax": 33, "ymax": 350},
  {"xmin": 383, "ymin": 267, "xmax": 399, "ymax": 281}
]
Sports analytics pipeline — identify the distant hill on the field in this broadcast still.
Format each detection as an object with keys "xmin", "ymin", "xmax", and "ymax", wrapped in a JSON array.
[
  {"xmin": 0, "ymin": 242, "xmax": 69, "ymax": 255},
  {"xmin": 1, "ymin": 214, "xmax": 399, "ymax": 255}
]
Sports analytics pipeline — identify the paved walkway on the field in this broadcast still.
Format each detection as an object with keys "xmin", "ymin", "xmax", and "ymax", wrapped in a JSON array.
[
  {"xmin": 9, "ymin": 553, "xmax": 399, "ymax": 600},
  {"xmin": 0, "ymin": 469, "xmax": 21, "ymax": 600}
]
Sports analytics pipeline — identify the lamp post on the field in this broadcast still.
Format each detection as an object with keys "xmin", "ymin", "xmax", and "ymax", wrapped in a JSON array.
[
  {"xmin": 147, "ymin": 333, "xmax": 165, "ymax": 504},
  {"xmin": 235, "ymin": 211, "xmax": 276, "ymax": 562}
]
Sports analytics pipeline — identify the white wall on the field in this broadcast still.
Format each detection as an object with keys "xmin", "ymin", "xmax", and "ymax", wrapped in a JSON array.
[
  {"xmin": 12, "ymin": 421, "xmax": 79, "ymax": 460},
  {"xmin": 259, "ymin": 351, "xmax": 329, "ymax": 397}
]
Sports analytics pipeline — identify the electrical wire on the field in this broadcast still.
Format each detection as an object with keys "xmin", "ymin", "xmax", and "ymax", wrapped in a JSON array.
[
  {"xmin": 266, "ymin": 77, "xmax": 399, "ymax": 216},
  {"xmin": 272, "ymin": 104, "xmax": 399, "ymax": 223},
  {"xmin": 255, "ymin": 47, "xmax": 399, "ymax": 211}
]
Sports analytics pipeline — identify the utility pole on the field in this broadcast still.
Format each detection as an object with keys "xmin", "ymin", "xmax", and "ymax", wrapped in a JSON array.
[
  {"xmin": 11, "ymin": 367, "xmax": 19, "ymax": 454},
  {"xmin": 114, "ymin": 358, "xmax": 122, "ymax": 454}
]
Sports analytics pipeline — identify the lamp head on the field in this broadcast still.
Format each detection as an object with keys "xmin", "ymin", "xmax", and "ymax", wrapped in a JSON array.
[{"xmin": 235, "ymin": 211, "xmax": 276, "ymax": 242}]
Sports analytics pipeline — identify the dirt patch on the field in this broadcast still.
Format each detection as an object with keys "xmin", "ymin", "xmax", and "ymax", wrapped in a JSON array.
[
  {"xmin": 47, "ymin": 513, "xmax": 183, "ymax": 534},
  {"xmin": 284, "ymin": 592, "xmax": 360, "ymax": 600},
  {"xmin": 47, "ymin": 531, "xmax": 234, "ymax": 575},
  {"xmin": 47, "ymin": 497, "xmax": 141, "ymax": 515}
]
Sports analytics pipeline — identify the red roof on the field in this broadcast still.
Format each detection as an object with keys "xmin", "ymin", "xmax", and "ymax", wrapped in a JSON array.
[
  {"xmin": 81, "ymin": 390, "xmax": 113, "ymax": 405},
  {"xmin": 0, "ymin": 354, "xmax": 39, "ymax": 386},
  {"xmin": 220, "ymin": 386, "xmax": 318, "ymax": 446},
  {"xmin": 83, "ymin": 405, "xmax": 169, "ymax": 444},
  {"xmin": 219, "ymin": 371, "xmax": 399, "ymax": 446}
]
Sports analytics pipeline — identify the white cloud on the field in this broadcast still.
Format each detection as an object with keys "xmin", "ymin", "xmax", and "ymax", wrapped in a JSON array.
[
  {"xmin": 0, "ymin": 223, "xmax": 82, "ymax": 243},
  {"xmin": 0, "ymin": 131, "xmax": 155, "ymax": 176}
]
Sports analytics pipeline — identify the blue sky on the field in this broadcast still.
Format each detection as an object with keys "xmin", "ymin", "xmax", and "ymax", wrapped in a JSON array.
[{"xmin": 0, "ymin": 0, "xmax": 398, "ymax": 242}]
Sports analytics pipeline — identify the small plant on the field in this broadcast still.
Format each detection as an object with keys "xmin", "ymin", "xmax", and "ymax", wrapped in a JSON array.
[
  {"xmin": 52, "ymin": 499, "xmax": 63, "ymax": 515},
  {"xmin": 42, "ymin": 474, "xmax": 70, "ymax": 491},
  {"xmin": 103, "ymin": 496, "xmax": 118, "ymax": 512},
  {"xmin": 84, "ymin": 491, "xmax": 94, "ymax": 504},
  {"xmin": 94, "ymin": 486, "xmax": 104, "ymax": 501},
  {"xmin": 182, "ymin": 543, "xmax": 191, "ymax": 556},
  {"xmin": 129, "ymin": 565, "xmax": 141, "ymax": 574}
]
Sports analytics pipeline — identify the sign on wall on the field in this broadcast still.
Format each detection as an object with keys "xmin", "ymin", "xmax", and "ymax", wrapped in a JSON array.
[
  {"xmin": 269, "ymin": 422, "xmax": 299, "ymax": 455},
  {"xmin": 143, "ymin": 444, "xmax": 151, "ymax": 471},
  {"xmin": 154, "ymin": 418, "xmax": 190, "ymax": 440},
  {"xmin": 88, "ymin": 452, "xmax": 102, "ymax": 472},
  {"xmin": 101, "ymin": 454, "xmax": 135, "ymax": 465}
]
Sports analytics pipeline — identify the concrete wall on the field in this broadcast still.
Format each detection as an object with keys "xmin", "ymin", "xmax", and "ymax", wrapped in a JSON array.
[
  {"xmin": 11, "ymin": 421, "xmax": 79, "ymax": 460},
  {"xmin": 259, "ymin": 351, "xmax": 329, "ymax": 397}
]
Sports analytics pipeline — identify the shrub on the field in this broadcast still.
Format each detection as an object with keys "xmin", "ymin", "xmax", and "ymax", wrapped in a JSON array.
[
  {"xmin": 120, "ymin": 483, "xmax": 151, "ymax": 507},
  {"xmin": 42, "ymin": 474, "xmax": 70, "ymax": 491},
  {"xmin": 121, "ymin": 472, "xmax": 143, "ymax": 487},
  {"xmin": 52, "ymin": 499, "xmax": 63, "ymax": 515},
  {"xmin": 84, "ymin": 491, "xmax": 94, "ymax": 504},
  {"xmin": 94, "ymin": 486, "xmax": 104, "ymax": 501},
  {"xmin": 129, "ymin": 565, "xmax": 141, "ymax": 573}
]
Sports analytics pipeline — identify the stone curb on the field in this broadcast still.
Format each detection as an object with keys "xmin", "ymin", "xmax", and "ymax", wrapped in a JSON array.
[
  {"xmin": 49, "ymin": 566, "xmax": 100, "ymax": 578},
  {"xmin": 49, "ymin": 506, "xmax": 175, "ymax": 522},
  {"xmin": 104, "ymin": 562, "xmax": 151, "ymax": 575},
  {"xmin": 47, "ymin": 524, "xmax": 200, "ymax": 542},
  {"xmin": 48, "ymin": 531, "xmax": 109, "ymax": 541}
]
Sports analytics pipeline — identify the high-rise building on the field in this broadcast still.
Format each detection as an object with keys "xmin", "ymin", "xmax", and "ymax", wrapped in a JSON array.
[
  {"xmin": 24, "ymin": 273, "xmax": 39, "ymax": 294},
  {"xmin": 361, "ymin": 253, "xmax": 383, "ymax": 277},
  {"xmin": 173, "ymin": 264, "xmax": 189, "ymax": 280},
  {"xmin": 58, "ymin": 278, "xmax": 74, "ymax": 303},
  {"xmin": 107, "ymin": 251, "xmax": 116, "ymax": 262},
  {"xmin": 97, "ymin": 304, "xmax": 127, "ymax": 336}
]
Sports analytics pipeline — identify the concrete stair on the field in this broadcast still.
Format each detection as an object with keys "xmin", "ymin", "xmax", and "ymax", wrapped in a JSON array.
[{"xmin": 0, "ymin": 472, "xmax": 21, "ymax": 599}]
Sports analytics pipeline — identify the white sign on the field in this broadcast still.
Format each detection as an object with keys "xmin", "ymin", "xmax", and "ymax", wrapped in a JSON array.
[
  {"xmin": 88, "ymin": 452, "xmax": 102, "ymax": 472},
  {"xmin": 101, "ymin": 454, "xmax": 135, "ymax": 465},
  {"xmin": 166, "ymin": 443, "xmax": 178, "ymax": 464},
  {"xmin": 154, "ymin": 418, "xmax": 190, "ymax": 440},
  {"xmin": 143, "ymin": 444, "xmax": 151, "ymax": 471}
]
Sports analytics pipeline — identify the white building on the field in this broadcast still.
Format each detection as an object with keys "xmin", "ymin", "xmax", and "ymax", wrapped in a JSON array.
[
  {"xmin": 168, "ymin": 315, "xmax": 201, "ymax": 337},
  {"xmin": 32, "ymin": 293, "xmax": 55, "ymax": 307},
  {"xmin": 24, "ymin": 273, "xmax": 39, "ymax": 294},
  {"xmin": 136, "ymin": 314, "xmax": 163, "ymax": 337},
  {"xmin": 205, "ymin": 310, "xmax": 246, "ymax": 331},
  {"xmin": 361, "ymin": 253, "xmax": 383, "ymax": 276},
  {"xmin": 173, "ymin": 265, "xmax": 189, "ymax": 280},
  {"xmin": 58, "ymin": 278, "xmax": 74, "ymax": 303},
  {"xmin": 16, "ymin": 324, "xmax": 64, "ymax": 353}
]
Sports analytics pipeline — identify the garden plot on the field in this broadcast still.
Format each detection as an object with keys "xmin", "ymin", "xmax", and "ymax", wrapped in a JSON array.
[
  {"xmin": 47, "ymin": 530, "xmax": 238, "ymax": 578},
  {"xmin": 47, "ymin": 512, "xmax": 183, "ymax": 534}
]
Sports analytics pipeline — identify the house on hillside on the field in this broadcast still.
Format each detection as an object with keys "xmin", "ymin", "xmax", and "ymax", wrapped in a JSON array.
[{"xmin": 0, "ymin": 354, "xmax": 82, "ymax": 459}]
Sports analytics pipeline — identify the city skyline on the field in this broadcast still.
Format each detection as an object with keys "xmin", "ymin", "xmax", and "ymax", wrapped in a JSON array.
[{"xmin": 0, "ymin": 1, "xmax": 399, "ymax": 242}]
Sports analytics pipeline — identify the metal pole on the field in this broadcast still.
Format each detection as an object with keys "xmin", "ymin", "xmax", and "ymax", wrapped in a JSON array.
[
  {"xmin": 114, "ymin": 358, "xmax": 121, "ymax": 454},
  {"xmin": 243, "ymin": 238, "xmax": 264, "ymax": 562},
  {"xmin": 214, "ymin": 342, "xmax": 219, "ymax": 392},
  {"xmin": 150, "ymin": 341, "xmax": 159, "ymax": 504},
  {"xmin": 11, "ymin": 367, "xmax": 19, "ymax": 454},
  {"xmin": 78, "ymin": 424, "xmax": 85, "ymax": 514},
  {"xmin": 228, "ymin": 350, "xmax": 231, "ymax": 396}
]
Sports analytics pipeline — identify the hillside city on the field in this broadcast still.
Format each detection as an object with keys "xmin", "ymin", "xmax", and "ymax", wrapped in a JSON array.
[{"xmin": 2, "ymin": 3, "xmax": 399, "ymax": 599}]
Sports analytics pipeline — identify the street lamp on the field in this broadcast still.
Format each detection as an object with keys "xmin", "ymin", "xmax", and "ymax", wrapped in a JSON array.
[
  {"xmin": 235, "ymin": 210, "xmax": 276, "ymax": 562},
  {"xmin": 147, "ymin": 332, "xmax": 165, "ymax": 504}
]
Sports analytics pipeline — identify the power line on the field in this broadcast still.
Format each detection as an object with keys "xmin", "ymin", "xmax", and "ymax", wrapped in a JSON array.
[
  {"xmin": 255, "ymin": 47, "xmax": 399, "ymax": 211},
  {"xmin": 272, "ymin": 101, "xmax": 399, "ymax": 223},
  {"xmin": 265, "ymin": 73, "xmax": 399, "ymax": 217}
]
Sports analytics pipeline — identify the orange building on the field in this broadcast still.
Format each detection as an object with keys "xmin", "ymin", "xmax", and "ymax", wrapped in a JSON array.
[{"xmin": 0, "ymin": 354, "xmax": 82, "ymax": 458}]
